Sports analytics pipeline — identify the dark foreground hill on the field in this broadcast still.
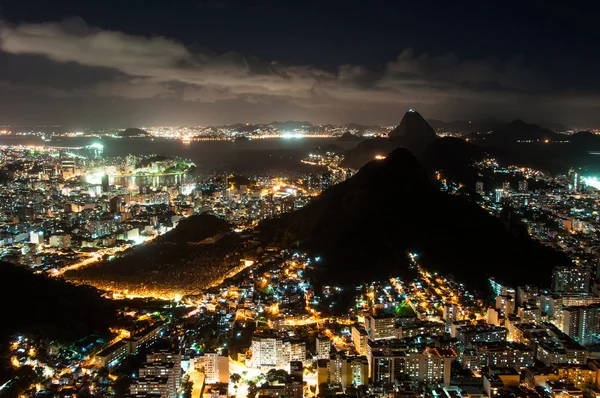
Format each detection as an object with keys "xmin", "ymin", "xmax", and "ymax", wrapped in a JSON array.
[
  {"xmin": 261, "ymin": 149, "xmax": 568, "ymax": 292},
  {"xmin": 0, "ymin": 264, "xmax": 116, "ymax": 342}
]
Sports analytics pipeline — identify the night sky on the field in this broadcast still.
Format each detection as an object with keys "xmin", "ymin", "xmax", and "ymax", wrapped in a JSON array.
[{"xmin": 0, "ymin": 0, "xmax": 599, "ymax": 127}]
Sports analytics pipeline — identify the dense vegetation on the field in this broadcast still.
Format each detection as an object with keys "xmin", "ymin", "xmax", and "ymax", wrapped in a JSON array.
[{"xmin": 65, "ymin": 214, "xmax": 239, "ymax": 295}]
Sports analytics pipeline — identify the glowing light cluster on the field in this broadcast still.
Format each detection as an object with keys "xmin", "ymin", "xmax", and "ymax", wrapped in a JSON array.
[{"xmin": 582, "ymin": 176, "xmax": 600, "ymax": 189}]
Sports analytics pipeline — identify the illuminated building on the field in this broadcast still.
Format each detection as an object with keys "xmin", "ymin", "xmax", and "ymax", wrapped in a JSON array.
[
  {"xmin": 487, "ymin": 308, "xmax": 499, "ymax": 326},
  {"xmin": 496, "ymin": 294, "xmax": 515, "ymax": 317},
  {"xmin": 139, "ymin": 362, "xmax": 177, "ymax": 397},
  {"xmin": 405, "ymin": 348, "xmax": 456, "ymax": 386},
  {"xmin": 540, "ymin": 292, "xmax": 600, "ymax": 318},
  {"xmin": 476, "ymin": 181, "xmax": 484, "ymax": 195},
  {"xmin": 366, "ymin": 314, "xmax": 396, "ymax": 340},
  {"xmin": 319, "ymin": 353, "xmax": 368, "ymax": 387},
  {"xmin": 483, "ymin": 374, "xmax": 505, "ymax": 397},
  {"xmin": 442, "ymin": 304, "xmax": 458, "ymax": 330},
  {"xmin": 568, "ymin": 168, "xmax": 581, "ymax": 193},
  {"xmin": 129, "ymin": 376, "xmax": 170, "ymax": 397},
  {"xmin": 518, "ymin": 180, "xmax": 528, "ymax": 192},
  {"xmin": 563, "ymin": 304, "xmax": 600, "ymax": 346},
  {"xmin": 194, "ymin": 352, "xmax": 228, "ymax": 384},
  {"xmin": 129, "ymin": 324, "xmax": 163, "ymax": 354},
  {"xmin": 94, "ymin": 340, "xmax": 129, "ymax": 369},
  {"xmin": 49, "ymin": 234, "xmax": 71, "ymax": 249},
  {"xmin": 483, "ymin": 369, "xmax": 520, "ymax": 397},
  {"xmin": 146, "ymin": 350, "xmax": 182, "ymax": 392},
  {"xmin": 250, "ymin": 332, "xmax": 284, "ymax": 368},
  {"xmin": 556, "ymin": 365, "xmax": 598, "ymax": 389},
  {"xmin": 29, "ymin": 231, "xmax": 43, "ymax": 245},
  {"xmin": 455, "ymin": 324, "xmax": 508, "ymax": 349},
  {"xmin": 283, "ymin": 339, "xmax": 306, "ymax": 365},
  {"xmin": 316, "ymin": 334, "xmax": 331, "ymax": 360},
  {"xmin": 351, "ymin": 325, "xmax": 369, "ymax": 356},
  {"xmin": 397, "ymin": 320, "xmax": 445, "ymax": 339},
  {"xmin": 517, "ymin": 303, "xmax": 541, "ymax": 323},
  {"xmin": 370, "ymin": 348, "xmax": 406, "ymax": 384},
  {"xmin": 495, "ymin": 188, "xmax": 508, "ymax": 203},
  {"xmin": 462, "ymin": 342, "xmax": 534, "ymax": 371},
  {"xmin": 552, "ymin": 266, "xmax": 591, "ymax": 293}
]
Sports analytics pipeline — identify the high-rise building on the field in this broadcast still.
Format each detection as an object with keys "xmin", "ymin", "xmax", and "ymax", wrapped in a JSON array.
[
  {"xmin": 61, "ymin": 158, "xmax": 76, "ymax": 176},
  {"xmin": 316, "ymin": 334, "xmax": 331, "ymax": 360},
  {"xmin": 194, "ymin": 352, "xmax": 228, "ymax": 384},
  {"xmin": 568, "ymin": 168, "xmax": 581, "ymax": 193},
  {"xmin": 49, "ymin": 234, "xmax": 71, "ymax": 249},
  {"xmin": 486, "ymin": 307, "xmax": 499, "ymax": 326},
  {"xmin": 518, "ymin": 180, "xmax": 528, "ymax": 192},
  {"xmin": 476, "ymin": 181, "xmax": 484, "ymax": 195},
  {"xmin": 367, "ymin": 314, "xmax": 396, "ymax": 340},
  {"xmin": 371, "ymin": 347, "xmax": 456, "ymax": 386},
  {"xmin": 136, "ymin": 350, "xmax": 182, "ymax": 397},
  {"xmin": 101, "ymin": 173, "xmax": 109, "ymax": 192},
  {"xmin": 110, "ymin": 196, "xmax": 124, "ymax": 214},
  {"xmin": 495, "ymin": 295, "xmax": 515, "ymax": 317},
  {"xmin": 552, "ymin": 266, "xmax": 591, "ymax": 293},
  {"xmin": 563, "ymin": 304, "xmax": 600, "ymax": 346},
  {"xmin": 138, "ymin": 362, "xmax": 177, "ymax": 397},
  {"xmin": 250, "ymin": 332, "xmax": 284, "ymax": 368},
  {"xmin": 495, "ymin": 189, "xmax": 508, "ymax": 203},
  {"xmin": 442, "ymin": 304, "xmax": 458, "ymax": 330},
  {"xmin": 351, "ymin": 325, "xmax": 369, "ymax": 356},
  {"xmin": 283, "ymin": 339, "xmax": 306, "ymax": 365},
  {"xmin": 318, "ymin": 353, "xmax": 368, "ymax": 388}
]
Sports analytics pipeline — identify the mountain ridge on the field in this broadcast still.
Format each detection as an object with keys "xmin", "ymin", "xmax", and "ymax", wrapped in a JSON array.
[{"xmin": 261, "ymin": 147, "xmax": 569, "ymax": 294}]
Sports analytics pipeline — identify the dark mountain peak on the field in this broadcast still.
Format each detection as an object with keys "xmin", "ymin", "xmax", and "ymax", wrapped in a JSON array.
[
  {"xmin": 351, "ymin": 147, "xmax": 432, "ymax": 193},
  {"xmin": 502, "ymin": 119, "xmax": 552, "ymax": 133},
  {"xmin": 261, "ymin": 136, "xmax": 568, "ymax": 293},
  {"xmin": 341, "ymin": 111, "xmax": 438, "ymax": 169},
  {"xmin": 389, "ymin": 110, "xmax": 437, "ymax": 143},
  {"xmin": 484, "ymin": 119, "xmax": 556, "ymax": 144}
]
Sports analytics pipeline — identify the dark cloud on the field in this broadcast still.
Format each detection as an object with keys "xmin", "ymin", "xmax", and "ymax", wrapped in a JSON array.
[{"xmin": 0, "ymin": 17, "xmax": 598, "ymax": 126}]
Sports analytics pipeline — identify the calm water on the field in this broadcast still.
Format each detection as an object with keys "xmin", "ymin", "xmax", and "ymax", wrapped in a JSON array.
[{"xmin": 0, "ymin": 136, "xmax": 359, "ymax": 179}]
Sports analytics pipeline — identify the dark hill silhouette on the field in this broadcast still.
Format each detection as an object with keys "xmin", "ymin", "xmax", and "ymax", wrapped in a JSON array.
[
  {"xmin": 418, "ymin": 137, "xmax": 486, "ymax": 186},
  {"xmin": 261, "ymin": 148, "xmax": 568, "ymax": 292},
  {"xmin": 428, "ymin": 119, "xmax": 502, "ymax": 134},
  {"xmin": 340, "ymin": 138, "xmax": 399, "ymax": 168},
  {"xmin": 269, "ymin": 120, "xmax": 313, "ymax": 130},
  {"xmin": 540, "ymin": 122, "xmax": 568, "ymax": 132},
  {"xmin": 484, "ymin": 120, "xmax": 556, "ymax": 144},
  {"xmin": 158, "ymin": 214, "xmax": 231, "ymax": 243},
  {"xmin": 0, "ymin": 263, "xmax": 116, "ymax": 342},
  {"xmin": 119, "ymin": 127, "xmax": 149, "ymax": 137},
  {"xmin": 570, "ymin": 131, "xmax": 600, "ymax": 150},
  {"xmin": 389, "ymin": 110, "xmax": 437, "ymax": 143},
  {"xmin": 341, "ymin": 110, "xmax": 438, "ymax": 169}
]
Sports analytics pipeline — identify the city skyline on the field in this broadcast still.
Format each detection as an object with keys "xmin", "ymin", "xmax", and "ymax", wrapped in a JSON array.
[{"xmin": 4, "ymin": 2, "xmax": 600, "ymax": 397}]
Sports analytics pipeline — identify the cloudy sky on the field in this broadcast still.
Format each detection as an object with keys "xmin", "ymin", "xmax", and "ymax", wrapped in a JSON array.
[{"xmin": 0, "ymin": 0, "xmax": 599, "ymax": 127}]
